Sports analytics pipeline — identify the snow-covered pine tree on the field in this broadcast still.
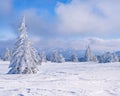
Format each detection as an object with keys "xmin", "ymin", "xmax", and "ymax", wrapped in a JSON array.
[
  {"xmin": 50, "ymin": 50, "xmax": 59, "ymax": 62},
  {"xmin": 58, "ymin": 54, "xmax": 65, "ymax": 63},
  {"xmin": 8, "ymin": 16, "xmax": 41, "ymax": 74},
  {"xmin": 50, "ymin": 50, "xmax": 65, "ymax": 63},
  {"xmin": 3, "ymin": 48, "xmax": 12, "ymax": 61},
  {"xmin": 70, "ymin": 53, "xmax": 78, "ymax": 62},
  {"xmin": 112, "ymin": 53, "xmax": 119, "ymax": 62},
  {"xmin": 39, "ymin": 51, "xmax": 47, "ymax": 62},
  {"xmin": 85, "ymin": 45, "xmax": 98, "ymax": 62},
  {"xmin": 99, "ymin": 52, "xmax": 119, "ymax": 63}
]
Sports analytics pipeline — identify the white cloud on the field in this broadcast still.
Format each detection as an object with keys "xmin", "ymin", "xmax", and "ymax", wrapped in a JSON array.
[
  {"xmin": 20, "ymin": 9, "xmax": 58, "ymax": 38},
  {"xmin": 0, "ymin": 0, "xmax": 12, "ymax": 14},
  {"xmin": 84, "ymin": 38, "xmax": 120, "ymax": 52},
  {"xmin": 16, "ymin": 0, "xmax": 120, "ymax": 39},
  {"xmin": 2, "ymin": 0, "xmax": 120, "ymax": 52},
  {"xmin": 34, "ymin": 37, "xmax": 120, "ymax": 52},
  {"xmin": 55, "ymin": 0, "xmax": 120, "ymax": 37},
  {"xmin": 18, "ymin": 6, "xmax": 120, "ymax": 52}
]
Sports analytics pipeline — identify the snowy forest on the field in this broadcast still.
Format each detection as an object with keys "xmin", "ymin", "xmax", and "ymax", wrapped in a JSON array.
[{"xmin": 2, "ymin": 45, "xmax": 120, "ymax": 64}]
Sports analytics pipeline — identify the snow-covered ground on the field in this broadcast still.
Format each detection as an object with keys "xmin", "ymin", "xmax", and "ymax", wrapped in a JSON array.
[{"xmin": 0, "ymin": 61, "xmax": 120, "ymax": 96}]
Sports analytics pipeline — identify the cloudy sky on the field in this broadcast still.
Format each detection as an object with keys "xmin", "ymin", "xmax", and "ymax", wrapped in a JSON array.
[{"xmin": 0, "ymin": 0, "xmax": 120, "ymax": 52}]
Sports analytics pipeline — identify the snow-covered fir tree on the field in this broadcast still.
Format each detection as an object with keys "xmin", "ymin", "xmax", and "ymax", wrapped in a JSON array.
[
  {"xmin": 84, "ymin": 45, "xmax": 98, "ymax": 62},
  {"xmin": 70, "ymin": 53, "xmax": 78, "ymax": 62},
  {"xmin": 99, "ymin": 52, "xmax": 119, "ymax": 63},
  {"xmin": 58, "ymin": 54, "xmax": 65, "ymax": 63},
  {"xmin": 3, "ymin": 48, "xmax": 12, "ymax": 61},
  {"xmin": 39, "ymin": 51, "xmax": 47, "ymax": 62},
  {"xmin": 8, "ymin": 16, "xmax": 41, "ymax": 74},
  {"xmin": 112, "ymin": 53, "xmax": 119, "ymax": 62},
  {"xmin": 50, "ymin": 50, "xmax": 65, "ymax": 63}
]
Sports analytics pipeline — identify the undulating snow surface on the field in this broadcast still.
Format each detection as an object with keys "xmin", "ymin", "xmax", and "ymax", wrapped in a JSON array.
[{"xmin": 0, "ymin": 61, "xmax": 120, "ymax": 96}]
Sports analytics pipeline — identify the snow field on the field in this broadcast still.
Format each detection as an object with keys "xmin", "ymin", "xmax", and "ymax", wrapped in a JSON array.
[{"xmin": 0, "ymin": 61, "xmax": 120, "ymax": 96}]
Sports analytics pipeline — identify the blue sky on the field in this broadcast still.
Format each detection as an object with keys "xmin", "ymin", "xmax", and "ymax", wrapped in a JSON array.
[
  {"xmin": 13, "ymin": 0, "xmax": 68, "ymax": 15},
  {"xmin": 0, "ymin": 0, "xmax": 120, "ymax": 52}
]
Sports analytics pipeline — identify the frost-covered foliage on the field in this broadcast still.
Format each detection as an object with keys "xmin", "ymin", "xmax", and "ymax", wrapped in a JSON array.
[
  {"xmin": 3, "ymin": 48, "xmax": 12, "ymax": 61},
  {"xmin": 8, "ymin": 16, "xmax": 41, "ymax": 74},
  {"xmin": 85, "ymin": 45, "xmax": 98, "ymax": 62},
  {"xmin": 70, "ymin": 54, "xmax": 78, "ymax": 62},
  {"xmin": 39, "ymin": 52, "xmax": 47, "ymax": 62},
  {"xmin": 50, "ymin": 50, "xmax": 65, "ymax": 63},
  {"xmin": 99, "ymin": 52, "xmax": 119, "ymax": 63}
]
